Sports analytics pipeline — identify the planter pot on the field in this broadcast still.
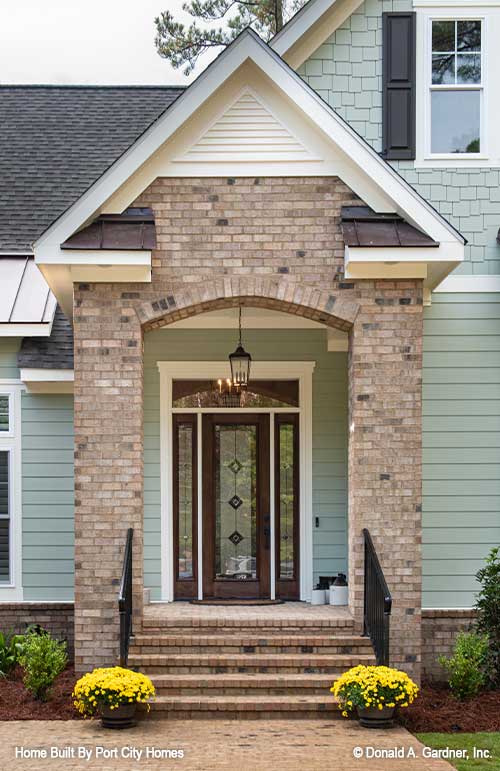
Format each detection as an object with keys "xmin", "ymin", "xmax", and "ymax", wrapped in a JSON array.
[
  {"xmin": 100, "ymin": 703, "xmax": 137, "ymax": 729},
  {"xmin": 357, "ymin": 706, "xmax": 395, "ymax": 729}
]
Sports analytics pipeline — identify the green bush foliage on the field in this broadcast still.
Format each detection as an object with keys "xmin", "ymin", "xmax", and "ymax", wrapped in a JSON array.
[
  {"xmin": 0, "ymin": 630, "xmax": 25, "ymax": 676},
  {"xmin": 438, "ymin": 631, "xmax": 489, "ymax": 699},
  {"xmin": 19, "ymin": 630, "xmax": 67, "ymax": 701},
  {"xmin": 475, "ymin": 546, "xmax": 500, "ymax": 687}
]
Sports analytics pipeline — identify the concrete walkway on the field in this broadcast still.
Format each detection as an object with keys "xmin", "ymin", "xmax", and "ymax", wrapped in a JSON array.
[{"xmin": 0, "ymin": 719, "xmax": 454, "ymax": 771}]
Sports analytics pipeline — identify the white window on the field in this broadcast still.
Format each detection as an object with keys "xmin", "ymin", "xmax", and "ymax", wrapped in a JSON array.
[
  {"xmin": 0, "ymin": 385, "xmax": 22, "ymax": 599},
  {"xmin": 430, "ymin": 18, "xmax": 483, "ymax": 155}
]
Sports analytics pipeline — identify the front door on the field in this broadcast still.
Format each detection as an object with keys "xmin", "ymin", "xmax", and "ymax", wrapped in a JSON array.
[{"xmin": 202, "ymin": 414, "xmax": 270, "ymax": 599}]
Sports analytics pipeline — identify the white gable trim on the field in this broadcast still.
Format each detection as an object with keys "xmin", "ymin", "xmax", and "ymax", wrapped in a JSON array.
[{"xmin": 271, "ymin": 0, "xmax": 365, "ymax": 68}]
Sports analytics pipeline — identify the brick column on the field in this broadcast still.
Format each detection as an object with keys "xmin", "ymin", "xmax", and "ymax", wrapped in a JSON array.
[
  {"xmin": 348, "ymin": 281, "xmax": 423, "ymax": 681},
  {"xmin": 73, "ymin": 284, "xmax": 144, "ymax": 672}
]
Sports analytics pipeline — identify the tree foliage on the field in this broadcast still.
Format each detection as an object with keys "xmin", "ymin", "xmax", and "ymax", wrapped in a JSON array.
[{"xmin": 155, "ymin": 0, "xmax": 306, "ymax": 75}]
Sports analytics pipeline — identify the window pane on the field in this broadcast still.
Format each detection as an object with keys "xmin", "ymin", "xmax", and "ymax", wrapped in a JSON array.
[
  {"xmin": 431, "ymin": 90, "xmax": 480, "ymax": 153},
  {"xmin": 278, "ymin": 423, "xmax": 296, "ymax": 580},
  {"xmin": 173, "ymin": 379, "xmax": 299, "ymax": 408},
  {"xmin": 457, "ymin": 53, "xmax": 481, "ymax": 84},
  {"xmin": 432, "ymin": 54, "xmax": 455, "ymax": 84},
  {"xmin": 432, "ymin": 20, "xmax": 455, "ymax": 52},
  {"xmin": 0, "ymin": 452, "xmax": 9, "ymax": 582},
  {"xmin": 457, "ymin": 20, "xmax": 481, "ymax": 52},
  {"xmin": 0, "ymin": 396, "xmax": 8, "ymax": 432},
  {"xmin": 177, "ymin": 424, "xmax": 193, "ymax": 579}
]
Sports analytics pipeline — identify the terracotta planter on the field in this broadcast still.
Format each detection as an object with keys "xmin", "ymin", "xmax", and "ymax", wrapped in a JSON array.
[
  {"xmin": 357, "ymin": 705, "xmax": 395, "ymax": 728},
  {"xmin": 100, "ymin": 703, "xmax": 137, "ymax": 729}
]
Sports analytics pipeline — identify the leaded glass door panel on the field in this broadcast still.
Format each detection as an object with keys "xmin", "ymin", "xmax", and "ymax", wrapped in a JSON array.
[{"xmin": 202, "ymin": 414, "xmax": 270, "ymax": 599}]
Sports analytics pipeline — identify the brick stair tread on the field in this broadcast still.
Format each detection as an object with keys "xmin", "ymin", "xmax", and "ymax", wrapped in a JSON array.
[
  {"xmin": 132, "ymin": 634, "xmax": 370, "ymax": 646},
  {"xmin": 151, "ymin": 673, "xmax": 335, "ymax": 686},
  {"xmin": 130, "ymin": 652, "xmax": 374, "ymax": 664},
  {"xmin": 151, "ymin": 695, "xmax": 339, "ymax": 710}
]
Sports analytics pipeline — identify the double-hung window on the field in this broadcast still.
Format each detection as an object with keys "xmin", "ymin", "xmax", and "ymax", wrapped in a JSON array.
[{"xmin": 430, "ymin": 18, "xmax": 483, "ymax": 155}]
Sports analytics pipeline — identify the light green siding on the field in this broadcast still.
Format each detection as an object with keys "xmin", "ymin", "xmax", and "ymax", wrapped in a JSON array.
[
  {"xmin": 144, "ymin": 328, "xmax": 348, "ymax": 599},
  {"xmin": 423, "ymin": 293, "xmax": 500, "ymax": 608},
  {"xmin": 298, "ymin": 0, "xmax": 500, "ymax": 272},
  {"xmin": 21, "ymin": 393, "xmax": 74, "ymax": 601},
  {"xmin": 0, "ymin": 339, "xmax": 21, "ymax": 378}
]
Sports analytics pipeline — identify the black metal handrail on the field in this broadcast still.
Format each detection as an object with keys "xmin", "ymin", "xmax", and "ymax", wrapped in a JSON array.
[
  {"xmin": 363, "ymin": 528, "xmax": 392, "ymax": 666},
  {"xmin": 118, "ymin": 528, "xmax": 133, "ymax": 667}
]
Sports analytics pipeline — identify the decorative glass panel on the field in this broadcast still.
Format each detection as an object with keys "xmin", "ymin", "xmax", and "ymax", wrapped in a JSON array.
[
  {"xmin": 177, "ymin": 424, "xmax": 193, "ymax": 579},
  {"xmin": 173, "ymin": 380, "xmax": 299, "ymax": 408},
  {"xmin": 431, "ymin": 90, "xmax": 480, "ymax": 153},
  {"xmin": 0, "ymin": 452, "xmax": 9, "ymax": 582},
  {"xmin": 215, "ymin": 425, "xmax": 256, "ymax": 580},
  {"xmin": 278, "ymin": 423, "xmax": 295, "ymax": 580},
  {"xmin": 0, "ymin": 396, "xmax": 8, "ymax": 432}
]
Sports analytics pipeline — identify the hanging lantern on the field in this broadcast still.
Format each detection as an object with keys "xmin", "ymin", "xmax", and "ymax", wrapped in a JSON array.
[{"xmin": 229, "ymin": 307, "xmax": 252, "ymax": 388}]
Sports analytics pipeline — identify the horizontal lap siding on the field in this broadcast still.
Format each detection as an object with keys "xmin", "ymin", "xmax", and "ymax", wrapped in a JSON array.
[
  {"xmin": 143, "ymin": 328, "xmax": 348, "ymax": 600},
  {"xmin": 21, "ymin": 393, "xmax": 74, "ymax": 600},
  {"xmin": 423, "ymin": 293, "xmax": 500, "ymax": 608},
  {"xmin": 0, "ymin": 339, "xmax": 21, "ymax": 378}
]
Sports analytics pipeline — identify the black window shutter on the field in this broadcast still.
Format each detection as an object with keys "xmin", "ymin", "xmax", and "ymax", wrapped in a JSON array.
[{"xmin": 382, "ymin": 12, "xmax": 416, "ymax": 160}]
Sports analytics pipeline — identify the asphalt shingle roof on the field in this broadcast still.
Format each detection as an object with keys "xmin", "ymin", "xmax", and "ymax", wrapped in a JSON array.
[
  {"xmin": 0, "ymin": 85, "xmax": 184, "ymax": 252},
  {"xmin": 17, "ymin": 305, "xmax": 74, "ymax": 369}
]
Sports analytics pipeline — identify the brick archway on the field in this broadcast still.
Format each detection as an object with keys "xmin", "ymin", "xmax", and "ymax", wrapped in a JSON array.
[{"xmin": 136, "ymin": 278, "xmax": 360, "ymax": 331}]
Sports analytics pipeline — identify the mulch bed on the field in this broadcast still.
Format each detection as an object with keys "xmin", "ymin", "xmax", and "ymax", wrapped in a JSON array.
[
  {"xmin": 0, "ymin": 666, "xmax": 81, "ymax": 721},
  {"xmin": 399, "ymin": 683, "xmax": 500, "ymax": 733}
]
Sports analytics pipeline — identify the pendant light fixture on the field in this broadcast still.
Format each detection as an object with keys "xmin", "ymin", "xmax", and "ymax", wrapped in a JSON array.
[{"xmin": 229, "ymin": 306, "xmax": 252, "ymax": 388}]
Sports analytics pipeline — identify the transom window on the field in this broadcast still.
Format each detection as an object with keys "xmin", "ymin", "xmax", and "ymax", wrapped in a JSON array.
[{"xmin": 430, "ymin": 19, "xmax": 482, "ymax": 155}]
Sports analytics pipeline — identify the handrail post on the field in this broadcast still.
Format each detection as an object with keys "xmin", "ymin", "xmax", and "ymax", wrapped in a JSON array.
[
  {"xmin": 362, "ymin": 528, "xmax": 392, "ymax": 667},
  {"xmin": 118, "ymin": 528, "xmax": 133, "ymax": 668}
]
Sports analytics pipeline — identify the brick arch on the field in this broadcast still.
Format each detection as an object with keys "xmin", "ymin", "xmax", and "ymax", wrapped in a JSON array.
[{"xmin": 137, "ymin": 278, "xmax": 359, "ymax": 332}]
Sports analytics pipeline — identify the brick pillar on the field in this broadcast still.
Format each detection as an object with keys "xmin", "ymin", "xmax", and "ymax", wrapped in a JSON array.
[
  {"xmin": 73, "ymin": 285, "xmax": 144, "ymax": 672},
  {"xmin": 348, "ymin": 281, "xmax": 423, "ymax": 681}
]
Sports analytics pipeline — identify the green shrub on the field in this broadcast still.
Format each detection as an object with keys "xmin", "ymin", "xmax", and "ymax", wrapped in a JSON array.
[
  {"xmin": 475, "ymin": 546, "xmax": 500, "ymax": 687},
  {"xmin": 438, "ymin": 631, "xmax": 489, "ymax": 699},
  {"xmin": 0, "ymin": 630, "xmax": 25, "ymax": 676},
  {"xmin": 19, "ymin": 630, "xmax": 67, "ymax": 701}
]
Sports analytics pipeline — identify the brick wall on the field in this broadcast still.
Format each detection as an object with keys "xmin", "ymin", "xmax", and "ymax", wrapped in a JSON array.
[
  {"xmin": 0, "ymin": 603, "xmax": 74, "ymax": 659},
  {"xmin": 348, "ymin": 281, "xmax": 423, "ymax": 680},
  {"xmin": 73, "ymin": 176, "xmax": 423, "ymax": 677},
  {"xmin": 422, "ymin": 609, "xmax": 477, "ymax": 681}
]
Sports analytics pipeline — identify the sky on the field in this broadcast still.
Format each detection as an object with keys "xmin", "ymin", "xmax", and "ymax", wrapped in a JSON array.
[{"xmin": 0, "ymin": 0, "xmax": 198, "ymax": 86}]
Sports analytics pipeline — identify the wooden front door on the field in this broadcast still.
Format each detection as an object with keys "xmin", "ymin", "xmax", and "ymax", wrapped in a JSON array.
[{"xmin": 202, "ymin": 414, "xmax": 270, "ymax": 599}]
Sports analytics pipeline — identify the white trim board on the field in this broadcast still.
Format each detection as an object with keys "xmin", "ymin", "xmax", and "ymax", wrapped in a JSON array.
[
  {"xmin": 34, "ymin": 30, "xmax": 464, "ymax": 316},
  {"xmin": 434, "ymin": 274, "xmax": 500, "ymax": 292},
  {"xmin": 271, "ymin": 0, "xmax": 365, "ymax": 69},
  {"xmin": 157, "ymin": 360, "xmax": 315, "ymax": 603},
  {"xmin": 0, "ymin": 383, "xmax": 23, "ymax": 601},
  {"xmin": 20, "ymin": 369, "xmax": 74, "ymax": 394}
]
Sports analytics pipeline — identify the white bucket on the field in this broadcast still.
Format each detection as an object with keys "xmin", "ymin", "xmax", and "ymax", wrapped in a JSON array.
[{"xmin": 329, "ymin": 585, "xmax": 349, "ymax": 606}]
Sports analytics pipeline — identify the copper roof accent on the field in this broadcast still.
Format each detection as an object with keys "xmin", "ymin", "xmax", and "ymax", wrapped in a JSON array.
[
  {"xmin": 341, "ymin": 206, "xmax": 439, "ymax": 248},
  {"xmin": 61, "ymin": 207, "xmax": 156, "ymax": 250}
]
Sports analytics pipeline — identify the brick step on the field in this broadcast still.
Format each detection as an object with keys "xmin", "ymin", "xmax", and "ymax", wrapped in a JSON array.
[
  {"xmin": 151, "ymin": 672, "xmax": 336, "ymax": 696},
  {"xmin": 130, "ymin": 633, "xmax": 371, "ymax": 656},
  {"xmin": 129, "ymin": 652, "xmax": 375, "ymax": 674},
  {"xmin": 149, "ymin": 694, "xmax": 341, "ymax": 720},
  {"xmin": 142, "ymin": 621, "xmax": 355, "ymax": 634}
]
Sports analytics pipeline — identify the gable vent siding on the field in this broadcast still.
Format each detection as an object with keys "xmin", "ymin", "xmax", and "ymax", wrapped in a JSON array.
[
  {"xmin": 382, "ymin": 12, "xmax": 416, "ymax": 161},
  {"xmin": 178, "ymin": 92, "xmax": 314, "ymax": 162}
]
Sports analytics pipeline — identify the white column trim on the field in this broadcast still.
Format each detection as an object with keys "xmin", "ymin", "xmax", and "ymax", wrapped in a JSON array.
[{"xmin": 157, "ymin": 361, "xmax": 315, "ymax": 602}]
